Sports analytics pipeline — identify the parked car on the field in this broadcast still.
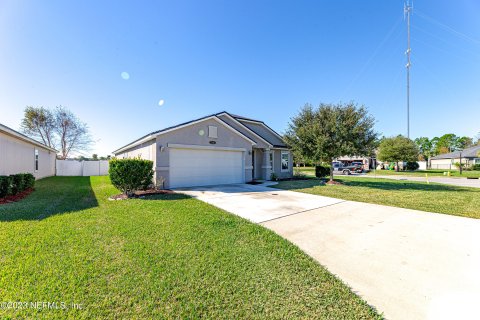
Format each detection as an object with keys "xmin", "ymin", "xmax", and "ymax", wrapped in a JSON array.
[
  {"xmin": 340, "ymin": 164, "xmax": 363, "ymax": 175},
  {"xmin": 332, "ymin": 161, "xmax": 363, "ymax": 175},
  {"xmin": 351, "ymin": 161, "xmax": 364, "ymax": 167},
  {"xmin": 332, "ymin": 161, "xmax": 343, "ymax": 172}
]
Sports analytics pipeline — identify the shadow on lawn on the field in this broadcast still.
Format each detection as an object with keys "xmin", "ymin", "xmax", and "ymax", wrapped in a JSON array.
[
  {"xmin": 139, "ymin": 193, "xmax": 191, "ymax": 201},
  {"xmin": 0, "ymin": 176, "xmax": 99, "ymax": 222},
  {"xmin": 275, "ymin": 178, "xmax": 475, "ymax": 193},
  {"xmin": 340, "ymin": 179, "xmax": 475, "ymax": 192}
]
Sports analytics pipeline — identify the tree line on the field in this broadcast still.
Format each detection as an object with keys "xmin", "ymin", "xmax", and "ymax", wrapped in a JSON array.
[
  {"xmin": 284, "ymin": 102, "xmax": 479, "ymax": 179},
  {"xmin": 414, "ymin": 134, "xmax": 479, "ymax": 161}
]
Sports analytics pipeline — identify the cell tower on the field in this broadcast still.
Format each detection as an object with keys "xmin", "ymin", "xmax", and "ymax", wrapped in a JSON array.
[{"xmin": 404, "ymin": 1, "xmax": 412, "ymax": 138}]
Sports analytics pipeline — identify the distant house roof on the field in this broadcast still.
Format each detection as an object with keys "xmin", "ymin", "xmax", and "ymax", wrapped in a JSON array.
[
  {"xmin": 431, "ymin": 145, "xmax": 480, "ymax": 160},
  {"xmin": 0, "ymin": 123, "xmax": 58, "ymax": 152}
]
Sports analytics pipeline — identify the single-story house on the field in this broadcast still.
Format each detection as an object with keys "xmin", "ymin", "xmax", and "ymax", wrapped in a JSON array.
[
  {"xmin": 113, "ymin": 111, "xmax": 293, "ymax": 188},
  {"xmin": 430, "ymin": 145, "xmax": 480, "ymax": 170},
  {"xmin": 0, "ymin": 123, "xmax": 57, "ymax": 179}
]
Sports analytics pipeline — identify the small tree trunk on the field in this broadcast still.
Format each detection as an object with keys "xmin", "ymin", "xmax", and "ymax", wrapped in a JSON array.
[{"xmin": 396, "ymin": 161, "xmax": 399, "ymax": 172}]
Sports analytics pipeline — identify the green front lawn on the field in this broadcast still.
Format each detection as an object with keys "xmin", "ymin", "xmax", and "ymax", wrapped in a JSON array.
[
  {"xmin": 0, "ymin": 176, "xmax": 380, "ymax": 319},
  {"xmin": 367, "ymin": 169, "xmax": 480, "ymax": 178},
  {"xmin": 274, "ymin": 177, "xmax": 480, "ymax": 219}
]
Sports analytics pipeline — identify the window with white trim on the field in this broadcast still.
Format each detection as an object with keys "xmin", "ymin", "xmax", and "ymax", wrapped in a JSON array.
[
  {"xmin": 281, "ymin": 151, "xmax": 289, "ymax": 172},
  {"xmin": 208, "ymin": 126, "xmax": 218, "ymax": 138},
  {"xmin": 34, "ymin": 149, "xmax": 39, "ymax": 171}
]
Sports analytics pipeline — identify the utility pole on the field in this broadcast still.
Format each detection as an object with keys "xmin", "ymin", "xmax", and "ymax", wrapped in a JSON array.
[{"xmin": 404, "ymin": 1, "xmax": 412, "ymax": 138}]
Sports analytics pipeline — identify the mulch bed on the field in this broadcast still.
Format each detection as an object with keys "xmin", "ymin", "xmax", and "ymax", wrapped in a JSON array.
[
  {"xmin": 0, "ymin": 188, "xmax": 35, "ymax": 205},
  {"xmin": 325, "ymin": 180, "xmax": 343, "ymax": 185},
  {"xmin": 278, "ymin": 177, "xmax": 311, "ymax": 181},
  {"xmin": 109, "ymin": 189, "xmax": 176, "ymax": 200}
]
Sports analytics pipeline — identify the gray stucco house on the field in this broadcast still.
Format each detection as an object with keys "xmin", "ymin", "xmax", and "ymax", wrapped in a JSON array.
[
  {"xmin": 0, "ymin": 123, "xmax": 57, "ymax": 179},
  {"xmin": 112, "ymin": 112, "xmax": 293, "ymax": 188}
]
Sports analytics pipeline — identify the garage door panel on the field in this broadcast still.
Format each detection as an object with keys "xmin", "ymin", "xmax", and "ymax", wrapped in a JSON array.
[{"xmin": 169, "ymin": 148, "xmax": 244, "ymax": 188}]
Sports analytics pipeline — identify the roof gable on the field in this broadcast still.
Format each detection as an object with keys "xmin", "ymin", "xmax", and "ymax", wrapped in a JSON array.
[
  {"xmin": 235, "ymin": 120, "xmax": 287, "ymax": 147},
  {"xmin": 113, "ymin": 114, "xmax": 256, "ymax": 154},
  {"xmin": 216, "ymin": 112, "xmax": 272, "ymax": 148},
  {"xmin": 220, "ymin": 112, "xmax": 288, "ymax": 148}
]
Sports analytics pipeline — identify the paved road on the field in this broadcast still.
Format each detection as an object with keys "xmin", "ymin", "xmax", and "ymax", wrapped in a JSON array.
[
  {"xmin": 367, "ymin": 174, "xmax": 480, "ymax": 188},
  {"xmin": 178, "ymin": 183, "xmax": 480, "ymax": 320}
]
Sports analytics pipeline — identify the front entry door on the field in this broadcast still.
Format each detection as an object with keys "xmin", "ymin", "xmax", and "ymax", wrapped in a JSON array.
[{"xmin": 251, "ymin": 150, "xmax": 255, "ymax": 179}]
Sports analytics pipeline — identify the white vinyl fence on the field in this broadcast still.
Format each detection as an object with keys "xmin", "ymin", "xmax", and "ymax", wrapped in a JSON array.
[
  {"xmin": 430, "ymin": 164, "xmax": 455, "ymax": 170},
  {"xmin": 418, "ymin": 161, "xmax": 427, "ymax": 170},
  {"xmin": 56, "ymin": 160, "xmax": 109, "ymax": 176}
]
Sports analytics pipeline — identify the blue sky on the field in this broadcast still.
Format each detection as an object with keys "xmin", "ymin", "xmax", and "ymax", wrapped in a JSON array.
[{"xmin": 1, "ymin": 0, "xmax": 479, "ymax": 156}]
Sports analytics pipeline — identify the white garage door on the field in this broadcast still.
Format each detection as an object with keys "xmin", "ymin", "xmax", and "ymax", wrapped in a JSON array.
[{"xmin": 169, "ymin": 148, "xmax": 244, "ymax": 188}]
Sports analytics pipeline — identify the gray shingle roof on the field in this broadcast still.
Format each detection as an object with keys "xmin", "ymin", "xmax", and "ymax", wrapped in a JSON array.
[
  {"xmin": 431, "ymin": 145, "xmax": 480, "ymax": 159},
  {"xmin": 225, "ymin": 113, "xmax": 288, "ymax": 148},
  {"xmin": 113, "ymin": 111, "xmax": 289, "ymax": 154}
]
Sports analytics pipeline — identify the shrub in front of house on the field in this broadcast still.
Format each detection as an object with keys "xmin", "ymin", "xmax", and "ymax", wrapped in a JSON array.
[
  {"xmin": 109, "ymin": 158, "xmax": 154, "ymax": 196},
  {"xmin": 473, "ymin": 164, "xmax": 480, "ymax": 171},
  {"xmin": 0, "ymin": 176, "xmax": 13, "ymax": 198},
  {"xmin": 10, "ymin": 174, "xmax": 25, "ymax": 194},
  {"xmin": 315, "ymin": 165, "xmax": 330, "ymax": 178},
  {"xmin": 0, "ymin": 173, "xmax": 35, "ymax": 199},
  {"xmin": 405, "ymin": 161, "xmax": 419, "ymax": 171},
  {"xmin": 23, "ymin": 173, "xmax": 35, "ymax": 189}
]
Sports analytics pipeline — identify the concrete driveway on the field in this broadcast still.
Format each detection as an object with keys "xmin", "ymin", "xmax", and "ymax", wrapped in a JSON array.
[
  {"xmin": 177, "ymin": 183, "xmax": 345, "ymax": 223},
  {"xmin": 177, "ymin": 183, "xmax": 480, "ymax": 320}
]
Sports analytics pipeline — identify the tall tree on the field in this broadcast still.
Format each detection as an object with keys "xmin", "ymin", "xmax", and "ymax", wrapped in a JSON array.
[
  {"xmin": 414, "ymin": 137, "xmax": 433, "ymax": 161},
  {"xmin": 377, "ymin": 136, "xmax": 419, "ymax": 171},
  {"xmin": 20, "ymin": 106, "xmax": 56, "ymax": 148},
  {"xmin": 435, "ymin": 134, "xmax": 458, "ymax": 154},
  {"xmin": 418, "ymin": 136, "xmax": 439, "ymax": 166},
  {"xmin": 20, "ymin": 105, "xmax": 93, "ymax": 159},
  {"xmin": 55, "ymin": 107, "xmax": 93, "ymax": 159},
  {"xmin": 285, "ymin": 102, "xmax": 378, "ymax": 182},
  {"xmin": 457, "ymin": 136, "xmax": 473, "ymax": 149}
]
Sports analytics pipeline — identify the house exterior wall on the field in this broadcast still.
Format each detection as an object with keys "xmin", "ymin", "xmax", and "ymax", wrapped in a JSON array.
[
  {"xmin": 155, "ymin": 118, "xmax": 254, "ymax": 188},
  {"xmin": 272, "ymin": 149, "xmax": 293, "ymax": 179},
  {"xmin": 253, "ymin": 149, "xmax": 263, "ymax": 179},
  {"xmin": 430, "ymin": 157, "xmax": 474, "ymax": 170},
  {"xmin": 0, "ymin": 132, "xmax": 56, "ymax": 179},
  {"xmin": 115, "ymin": 139, "xmax": 156, "ymax": 161}
]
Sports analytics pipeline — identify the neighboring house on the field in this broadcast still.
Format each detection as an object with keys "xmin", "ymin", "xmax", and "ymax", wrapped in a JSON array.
[
  {"xmin": 430, "ymin": 145, "xmax": 480, "ymax": 170},
  {"xmin": 113, "ymin": 111, "xmax": 293, "ymax": 188},
  {"xmin": 0, "ymin": 123, "xmax": 57, "ymax": 179}
]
